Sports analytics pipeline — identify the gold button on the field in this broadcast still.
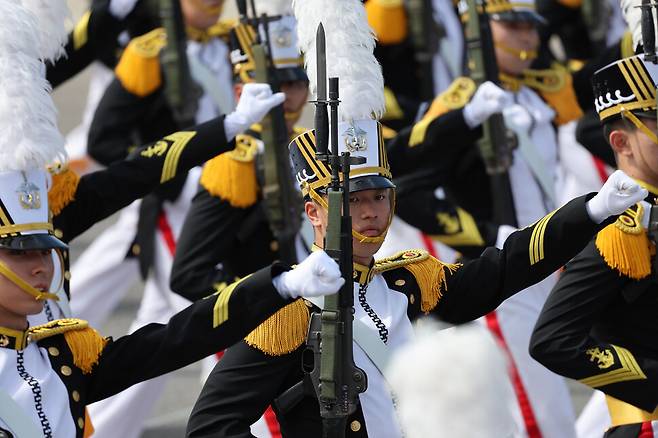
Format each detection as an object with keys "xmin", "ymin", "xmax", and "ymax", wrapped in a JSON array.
[
  {"xmin": 350, "ymin": 420, "xmax": 361, "ymax": 432},
  {"xmin": 131, "ymin": 244, "xmax": 141, "ymax": 255},
  {"xmin": 77, "ymin": 417, "xmax": 84, "ymax": 429},
  {"xmin": 409, "ymin": 294, "xmax": 415, "ymax": 305},
  {"xmin": 61, "ymin": 365, "xmax": 72, "ymax": 376},
  {"xmin": 48, "ymin": 347, "xmax": 59, "ymax": 356},
  {"xmin": 72, "ymin": 390, "xmax": 80, "ymax": 402},
  {"xmin": 395, "ymin": 279, "xmax": 406, "ymax": 287},
  {"xmin": 54, "ymin": 229, "xmax": 63, "ymax": 238},
  {"xmin": 270, "ymin": 240, "xmax": 279, "ymax": 252},
  {"xmin": 64, "ymin": 271, "xmax": 71, "ymax": 281}
]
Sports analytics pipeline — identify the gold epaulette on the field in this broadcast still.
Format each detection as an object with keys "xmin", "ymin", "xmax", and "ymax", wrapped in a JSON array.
[
  {"xmin": 47, "ymin": 163, "xmax": 80, "ymax": 216},
  {"xmin": 29, "ymin": 319, "xmax": 107, "ymax": 374},
  {"xmin": 244, "ymin": 299, "xmax": 311, "ymax": 356},
  {"xmin": 365, "ymin": 0, "xmax": 407, "ymax": 45},
  {"xmin": 526, "ymin": 64, "xmax": 583, "ymax": 125},
  {"xmin": 621, "ymin": 31, "xmax": 635, "ymax": 59},
  {"xmin": 199, "ymin": 133, "xmax": 260, "ymax": 208},
  {"xmin": 596, "ymin": 203, "xmax": 653, "ymax": 280},
  {"xmin": 115, "ymin": 28, "xmax": 167, "ymax": 97},
  {"xmin": 376, "ymin": 249, "xmax": 461, "ymax": 313},
  {"xmin": 382, "ymin": 87, "xmax": 405, "ymax": 121},
  {"xmin": 409, "ymin": 77, "xmax": 476, "ymax": 147}
]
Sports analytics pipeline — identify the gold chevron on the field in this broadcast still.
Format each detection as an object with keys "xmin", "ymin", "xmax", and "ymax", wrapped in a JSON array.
[
  {"xmin": 529, "ymin": 210, "xmax": 557, "ymax": 265},
  {"xmin": 161, "ymin": 131, "xmax": 197, "ymax": 183},
  {"xmin": 579, "ymin": 345, "xmax": 647, "ymax": 388}
]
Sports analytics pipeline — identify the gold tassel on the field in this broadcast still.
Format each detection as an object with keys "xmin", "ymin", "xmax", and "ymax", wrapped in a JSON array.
[
  {"xmin": 537, "ymin": 66, "xmax": 583, "ymax": 125},
  {"xmin": 365, "ymin": 0, "xmax": 407, "ymax": 45},
  {"xmin": 200, "ymin": 148, "xmax": 259, "ymax": 208},
  {"xmin": 63, "ymin": 327, "xmax": 108, "ymax": 375},
  {"xmin": 403, "ymin": 256, "xmax": 460, "ymax": 313},
  {"xmin": 48, "ymin": 168, "xmax": 80, "ymax": 216},
  {"xmin": 115, "ymin": 28, "xmax": 166, "ymax": 97},
  {"xmin": 595, "ymin": 224, "xmax": 652, "ymax": 280},
  {"xmin": 244, "ymin": 299, "xmax": 310, "ymax": 356}
]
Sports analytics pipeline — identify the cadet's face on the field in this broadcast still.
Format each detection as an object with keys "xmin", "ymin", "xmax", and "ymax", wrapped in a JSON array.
[
  {"xmin": 281, "ymin": 81, "xmax": 309, "ymax": 133},
  {"xmin": 0, "ymin": 249, "xmax": 54, "ymax": 329},
  {"xmin": 308, "ymin": 189, "xmax": 393, "ymax": 263},
  {"xmin": 491, "ymin": 20, "xmax": 539, "ymax": 76},
  {"xmin": 181, "ymin": 0, "xmax": 223, "ymax": 29},
  {"xmin": 625, "ymin": 118, "xmax": 658, "ymax": 184}
]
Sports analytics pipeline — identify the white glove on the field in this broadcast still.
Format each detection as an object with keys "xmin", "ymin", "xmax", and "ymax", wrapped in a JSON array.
[
  {"xmin": 502, "ymin": 104, "xmax": 532, "ymax": 134},
  {"xmin": 109, "ymin": 0, "xmax": 140, "ymax": 19},
  {"xmin": 621, "ymin": 0, "xmax": 658, "ymax": 53},
  {"xmin": 273, "ymin": 250, "xmax": 345, "ymax": 299},
  {"xmin": 586, "ymin": 170, "xmax": 649, "ymax": 223},
  {"xmin": 223, "ymin": 83, "xmax": 285, "ymax": 141},
  {"xmin": 463, "ymin": 81, "xmax": 513, "ymax": 129}
]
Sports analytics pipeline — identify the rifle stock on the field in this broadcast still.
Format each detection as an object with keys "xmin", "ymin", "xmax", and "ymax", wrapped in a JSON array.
[{"xmin": 464, "ymin": 0, "xmax": 518, "ymax": 227}]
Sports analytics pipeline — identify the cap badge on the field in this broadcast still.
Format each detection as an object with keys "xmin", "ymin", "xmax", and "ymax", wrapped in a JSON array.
[
  {"xmin": 273, "ymin": 25, "xmax": 293, "ymax": 48},
  {"xmin": 16, "ymin": 174, "xmax": 41, "ymax": 210},
  {"xmin": 343, "ymin": 122, "xmax": 368, "ymax": 153}
]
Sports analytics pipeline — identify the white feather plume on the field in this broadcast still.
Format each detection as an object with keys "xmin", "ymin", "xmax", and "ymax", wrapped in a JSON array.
[
  {"xmin": 386, "ymin": 321, "xmax": 517, "ymax": 438},
  {"xmin": 21, "ymin": 0, "xmax": 71, "ymax": 63},
  {"xmin": 253, "ymin": 0, "xmax": 293, "ymax": 16},
  {"xmin": 0, "ymin": 1, "xmax": 40, "ymax": 59},
  {"xmin": 293, "ymin": 0, "xmax": 385, "ymax": 121},
  {"xmin": 0, "ymin": 52, "xmax": 66, "ymax": 172}
]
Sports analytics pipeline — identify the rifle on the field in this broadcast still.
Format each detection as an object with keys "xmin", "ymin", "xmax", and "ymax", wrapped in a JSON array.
[
  {"xmin": 305, "ymin": 23, "xmax": 367, "ymax": 438},
  {"xmin": 405, "ymin": 0, "xmax": 440, "ymax": 101},
  {"xmin": 235, "ymin": 0, "xmax": 301, "ymax": 265},
  {"xmin": 158, "ymin": 0, "xmax": 200, "ymax": 126},
  {"xmin": 463, "ymin": 0, "xmax": 518, "ymax": 227}
]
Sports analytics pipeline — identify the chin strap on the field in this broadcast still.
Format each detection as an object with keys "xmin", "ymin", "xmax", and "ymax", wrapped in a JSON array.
[
  {"xmin": 494, "ymin": 42, "xmax": 537, "ymax": 61},
  {"xmin": 307, "ymin": 185, "xmax": 396, "ymax": 244},
  {"xmin": 0, "ymin": 260, "xmax": 59, "ymax": 301},
  {"xmin": 622, "ymin": 110, "xmax": 658, "ymax": 145}
]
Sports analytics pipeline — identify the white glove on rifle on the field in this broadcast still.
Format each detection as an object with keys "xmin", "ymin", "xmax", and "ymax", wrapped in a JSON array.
[
  {"xmin": 463, "ymin": 81, "xmax": 513, "ymax": 129},
  {"xmin": 273, "ymin": 250, "xmax": 345, "ymax": 299},
  {"xmin": 109, "ymin": 0, "xmax": 141, "ymax": 19},
  {"xmin": 224, "ymin": 83, "xmax": 286, "ymax": 141},
  {"xmin": 586, "ymin": 170, "xmax": 648, "ymax": 223}
]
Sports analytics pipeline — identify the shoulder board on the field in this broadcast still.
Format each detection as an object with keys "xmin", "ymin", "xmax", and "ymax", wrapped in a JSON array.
[
  {"xmin": 47, "ymin": 164, "xmax": 80, "ymax": 216},
  {"xmin": 525, "ymin": 64, "xmax": 583, "ymax": 125},
  {"xmin": 29, "ymin": 318, "xmax": 107, "ymax": 374},
  {"xmin": 199, "ymin": 134, "xmax": 260, "ymax": 208},
  {"xmin": 595, "ymin": 203, "xmax": 653, "ymax": 280},
  {"xmin": 115, "ymin": 28, "xmax": 166, "ymax": 97},
  {"xmin": 408, "ymin": 77, "xmax": 476, "ymax": 147},
  {"xmin": 377, "ymin": 250, "xmax": 461, "ymax": 313},
  {"xmin": 244, "ymin": 299, "xmax": 311, "ymax": 356}
]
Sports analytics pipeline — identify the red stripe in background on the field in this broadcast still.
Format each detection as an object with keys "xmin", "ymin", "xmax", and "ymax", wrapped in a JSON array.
[
  {"xmin": 485, "ymin": 312, "xmax": 543, "ymax": 438},
  {"xmin": 639, "ymin": 421, "xmax": 655, "ymax": 438},
  {"xmin": 592, "ymin": 157, "xmax": 610, "ymax": 184},
  {"xmin": 420, "ymin": 233, "xmax": 439, "ymax": 258},
  {"xmin": 157, "ymin": 212, "xmax": 177, "ymax": 256}
]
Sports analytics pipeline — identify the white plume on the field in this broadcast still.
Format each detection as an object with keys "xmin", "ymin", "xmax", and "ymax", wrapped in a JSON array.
[
  {"xmin": 293, "ymin": 0, "xmax": 385, "ymax": 121},
  {"xmin": 0, "ymin": 53, "xmax": 66, "ymax": 171},
  {"xmin": 21, "ymin": 0, "xmax": 71, "ymax": 63},
  {"xmin": 386, "ymin": 320, "xmax": 518, "ymax": 438},
  {"xmin": 253, "ymin": 0, "xmax": 293, "ymax": 16}
]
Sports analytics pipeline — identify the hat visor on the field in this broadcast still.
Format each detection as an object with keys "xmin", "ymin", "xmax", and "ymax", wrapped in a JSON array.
[
  {"xmin": 491, "ymin": 10, "xmax": 546, "ymax": 25},
  {"xmin": 275, "ymin": 67, "xmax": 309, "ymax": 84},
  {"xmin": 348, "ymin": 175, "xmax": 396, "ymax": 193},
  {"xmin": 0, "ymin": 234, "xmax": 68, "ymax": 251}
]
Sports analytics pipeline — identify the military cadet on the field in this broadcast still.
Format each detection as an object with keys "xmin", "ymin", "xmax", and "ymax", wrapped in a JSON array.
[
  {"xmin": 184, "ymin": 1, "xmax": 647, "ymax": 436},
  {"xmin": 530, "ymin": 53, "xmax": 658, "ymax": 438},
  {"xmin": 0, "ymin": 3, "xmax": 341, "ymax": 436},
  {"xmin": 383, "ymin": 1, "xmax": 637, "ymax": 435}
]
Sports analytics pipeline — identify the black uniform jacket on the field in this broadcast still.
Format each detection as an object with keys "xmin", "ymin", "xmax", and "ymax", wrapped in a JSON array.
[
  {"xmin": 385, "ymin": 45, "xmax": 623, "ymax": 259},
  {"xmin": 185, "ymin": 195, "xmax": 606, "ymax": 438},
  {"xmin": 170, "ymin": 126, "xmax": 307, "ymax": 302},
  {"xmin": 531, "ymin": 192, "xmax": 658, "ymax": 415},
  {"xmin": 0, "ymin": 264, "xmax": 289, "ymax": 438}
]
